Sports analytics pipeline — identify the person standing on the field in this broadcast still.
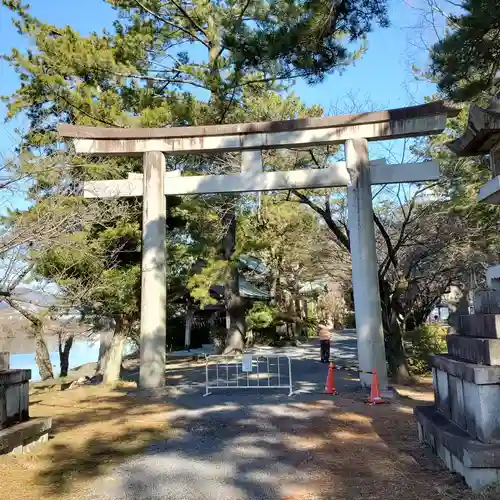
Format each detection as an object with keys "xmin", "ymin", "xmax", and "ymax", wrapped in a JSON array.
[{"xmin": 318, "ymin": 319, "xmax": 333, "ymax": 363}]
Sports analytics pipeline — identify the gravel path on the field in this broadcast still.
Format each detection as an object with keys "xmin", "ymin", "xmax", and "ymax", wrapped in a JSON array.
[{"xmin": 85, "ymin": 334, "xmax": 360, "ymax": 500}]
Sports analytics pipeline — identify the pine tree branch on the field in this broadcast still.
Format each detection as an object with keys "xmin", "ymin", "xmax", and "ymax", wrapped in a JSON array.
[
  {"xmin": 238, "ymin": 0, "xmax": 252, "ymax": 22},
  {"xmin": 102, "ymin": 70, "xmax": 210, "ymax": 90},
  {"xmin": 132, "ymin": 0, "xmax": 210, "ymax": 48},
  {"xmin": 170, "ymin": 0, "xmax": 210, "ymax": 44},
  {"xmin": 52, "ymin": 88, "xmax": 124, "ymax": 128}
]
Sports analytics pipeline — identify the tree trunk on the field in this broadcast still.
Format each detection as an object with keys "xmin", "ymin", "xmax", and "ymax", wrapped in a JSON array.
[
  {"xmin": 103, "ymin": 318, "xmax": 126, "ymax": 384},
  {"xmin": 385, "ymin": 310, "xmax": 412, "ymax": 384},
  {"xmin": 378, "ymin": 278, "xmax": 411, "ymax": 383},
  {"xmin": 294, "ymin": 298, "xmax": 303, "ymax": 320},
  {"xmin": 224, "ymin": 278, "xmax": 246, "ymax": 353},
  {"xmin": 5, "ymin": 299, "xmax": 53, "ymax": 380},
  {"xmin": 222, "ymin": 207, "xmax": 245, "ymax": 354},
  {"xmin": 245, "ymin": 328, "xmax": 254, "ymax": 347},
  {"xmin": 58, "ymin": 332, "xmax": 74, "ymax": 378},
  {"xmin": 33, "ymin": 325, "xmax": 54, "ymax": 381},
  {"xmin": 270, "ymin": 272, "xmax": 278, "ymax": 306},
  {"xmin": 184, "ymin": 307, "xmax": 194, "ymax": 350},
  {"xmin": 96, "ymin": 330, "xmax": 114, "ymax": 377}
]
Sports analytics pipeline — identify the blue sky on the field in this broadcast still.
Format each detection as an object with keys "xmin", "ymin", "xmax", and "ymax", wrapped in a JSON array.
[{"xmin": 0, "ymin": 0, "xmax": 440, "ymax": 167}]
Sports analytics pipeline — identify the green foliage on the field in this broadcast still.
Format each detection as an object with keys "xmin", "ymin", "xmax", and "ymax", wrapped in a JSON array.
[
  {"xmin": 406, "ymin": 324, "xmax": 448, "ymax": 375},
  {"xmin": 430, "ymin": 0, "xmax": 500, "ymax": 101},
  {"xmin": 297, "ymin": 316, "xmax": 319, "ymax": 338},
  {"xmin": 246, "ymin": 301, "xmax": 278, "ymax": 330},
  {"xmin": 343, "ymin": 312, "xmax": 356, "ymax": 329},
  {"xmin": 1, "ymin": 0, "xmax": 388, "ymax": 337}
]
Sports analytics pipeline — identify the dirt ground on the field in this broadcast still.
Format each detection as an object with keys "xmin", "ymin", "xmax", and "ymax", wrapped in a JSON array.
[
  {"xmin": 0, "ymin": 383, "xmax": 174, "ymax": 500},
  {"xmin": 0, "ymin": 378, "xmax": 499, "ymax": 500},
  {"xmin": 284, "ymin": 385, "xmax": 500, "ymax": 500}
]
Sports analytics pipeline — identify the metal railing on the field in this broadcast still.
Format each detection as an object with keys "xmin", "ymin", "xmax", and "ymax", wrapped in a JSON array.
[{"xmin": 203, "ymin": 353, "xmax": 293, "ymax": 396}]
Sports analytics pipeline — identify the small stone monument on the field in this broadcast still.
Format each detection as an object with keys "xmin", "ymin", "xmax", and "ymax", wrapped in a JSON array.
[
  {"xmin": 0, "ymin": 352, "xmax": 9, "ymax": 371},
  {"xmin": 0, "ymin": 363, "xmax": 52, "ymax": 455},
  {"xmin": 415, "ymin": 98, "xmax": 500, "ymax": 489}
]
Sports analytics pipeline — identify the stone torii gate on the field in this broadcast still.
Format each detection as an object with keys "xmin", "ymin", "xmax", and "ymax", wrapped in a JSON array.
[{"xmin": 58, "ymin": 101, "xmax": 458, "ymax": 390}]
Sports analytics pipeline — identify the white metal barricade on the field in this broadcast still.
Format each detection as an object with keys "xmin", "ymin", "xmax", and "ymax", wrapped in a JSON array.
[{"xmin": 203, "ymin": 353, "xmax": 293, "ymax": 396}]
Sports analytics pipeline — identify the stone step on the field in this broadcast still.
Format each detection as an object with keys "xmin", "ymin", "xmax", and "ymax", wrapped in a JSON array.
[
  {"xmin": 447, "ymin": 335, "xmax": 500, "ymax": 365},
  {"xmin": 432, "ymin": 354, "xmax": 500, "ymax": 385},
  {"xmin": 474, "ymin": 289, "xmax": 500, "ymax": 314},
  {"xmin": 487, "ymin": 265, "xmax": 500, "ymax": 290},
  {"xmin": 459, "ymin": 314, "xmax": 500, "ymax": 338},
  {"xmin": 415, "ymin": 405, "xmax": 500, "ymax": 490},
  {"xmin": 0, "ymin": 417, "xmax": 52, "ymax": 455},
  {"xmin": 432, "ymin": 357, "xmax": 500, "ymax": 444}
]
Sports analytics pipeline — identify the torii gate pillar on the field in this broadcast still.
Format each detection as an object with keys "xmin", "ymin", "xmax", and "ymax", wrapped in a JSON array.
[
  {"xmin": 140, "ymin": 151, "xmax": 167, "ymax": 388},
  {"xmin": 347, "ymin": 138, "xmax": 388, "ymax": 389}
]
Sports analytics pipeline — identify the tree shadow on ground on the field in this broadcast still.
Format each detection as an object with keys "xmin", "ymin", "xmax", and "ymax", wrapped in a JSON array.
[
  {"xmin": 20, "ymin": 339, "xmax": 489, "ymax": 500},
  {"xmin": 30, "ymin": 355, "xmax": 488, "ymax": 500},
  {"xmin": 23, "ymin": 386, "xmax": 175, "ymax": 498},
  {"xmin": 89, "ymin": 393, "xmax": 476, "ymax": 500}
]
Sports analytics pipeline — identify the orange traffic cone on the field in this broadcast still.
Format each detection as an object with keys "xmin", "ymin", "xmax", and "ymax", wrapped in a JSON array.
[
  {"xmin": 367, "ymin": 368, "xmax": 386, "ymax": 405},
  {"xmin": 325, "ymin": 362, "xmax": 338, "ymax": 395}
]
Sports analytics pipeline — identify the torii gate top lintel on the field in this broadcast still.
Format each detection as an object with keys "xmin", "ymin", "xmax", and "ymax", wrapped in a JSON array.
[{"xmin": 58, "ymin": 100, "xmax": 459, "ymax": 155}]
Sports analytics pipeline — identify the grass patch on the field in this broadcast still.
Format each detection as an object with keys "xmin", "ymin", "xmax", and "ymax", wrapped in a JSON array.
[{"xmin": 0, "ymin": 383, "xmax": 174, "ymax": 500}]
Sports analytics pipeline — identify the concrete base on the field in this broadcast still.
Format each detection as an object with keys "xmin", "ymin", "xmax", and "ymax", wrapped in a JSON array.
[
  {"xmin": 415, "ymin": 405, "xmax": 500, "ymax": 490},
  {"xmin": 460, "ymin": 314, "xmax": 500, "ymax": 338},
  {"xmin": 474, "ymin": 289, "xmax": 500, "ymax": 314},
  {"xmin": 432, "ymin": 354, "xmax": 500, "ymax": 385},
  {"xmin": 433, "ymin": 359, "xmax": 500, "ymax": 443},
  {"xmin": 447, "ymin": 335, "xmax": 500, "ymax": 365},
  {"xmin": 0, "ymin": 417, "xmax": 52, "ymax": 455}
]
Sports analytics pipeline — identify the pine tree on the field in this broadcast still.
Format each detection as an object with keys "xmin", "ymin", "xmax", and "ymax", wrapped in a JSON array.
[
  {"xmin": 2, "ymin": 0, "xmax": 389, "ymax": 374},
  {"xmin": 430, "ymin": 0, "xmax": 500, "ymax": 101}
]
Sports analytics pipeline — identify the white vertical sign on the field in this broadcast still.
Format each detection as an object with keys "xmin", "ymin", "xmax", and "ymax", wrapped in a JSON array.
[{"xmin": 241, "ymin": 354, "xmax": 253, "ymax": 372}]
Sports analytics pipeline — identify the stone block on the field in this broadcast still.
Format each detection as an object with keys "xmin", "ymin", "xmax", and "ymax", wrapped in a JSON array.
[
  {"xmin": 449, "ymin": 375, "xmax": 466, "ymax": 429},
  {"xmin": 415, "ymin": 405, "xmax": 500, "ymax": 490},
  {"xmin": 432, "ymin": 354, "xmax": 500, "ymax": 384},
  {"xmin": 0, "ymin": 370, "xmax": 31, "ymax": 429},
  {"xmin": 0, "ymin": 417, "xmax": 52, "ymax": 455},
  {"xmin": 11, "ymin": 432, "xmax": 49, "ymax": 455},
  {"xmin": 465, "ymin": 380, "xmax": 500, "ymax": 444},
  {"xmin": 474, "ymin": 289, "xmax": 500, "ymax": 314},
  {"xmin": 434, "ymin": 367, "xmax": 451, "ymax": 419},
  {"xmin": 447, "ymin": 335, "xmax": 500, "ymax": 365},
  {"xmin": 0, "ymin": 353, "xmax": 9, "ymax": 371},
  {"xmin": 433, "ymin": 364, "xmax": 500, "ymax": 443},
  {"xmin": 459, "ymin": 314, "xmax": 500, "ymax": 338},
  {"xmin": 415, "ymin": 405, "xmax": 500, "ymax": 466}
]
